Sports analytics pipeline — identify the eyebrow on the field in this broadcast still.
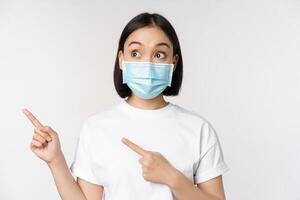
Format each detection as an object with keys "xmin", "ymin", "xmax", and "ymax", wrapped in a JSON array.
[{"xmin": 128, "ymin": 41, "xmax": 170, "ymax": 49}]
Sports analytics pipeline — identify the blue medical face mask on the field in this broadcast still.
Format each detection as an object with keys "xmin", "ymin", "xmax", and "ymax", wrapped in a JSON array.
[{"xmin": 122, "ymin": 60, "xmax": 174, "ymax": 99}]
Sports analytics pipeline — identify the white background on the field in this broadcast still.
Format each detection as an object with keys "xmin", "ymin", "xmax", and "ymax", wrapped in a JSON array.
[{"xmin": 0, "ymin": 0, "xmax": 299, "ymax": 199}]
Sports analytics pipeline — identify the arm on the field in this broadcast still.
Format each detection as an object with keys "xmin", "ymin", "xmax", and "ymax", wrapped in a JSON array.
[
  {"xmin": 47, "ymin": 154, "xmax": 88, "ymax": 200},
  {"xmin": 166, "ymin": 121, "xmax": 228, "ymax": 200},
  {"xmin": 77, "ymin": 178, "xmax": 104, "ymax": 199},
  {"xmin": 121, "ymin": 137, "xmax": 227, "ymax": 200},
  {"xmin": 48, "ymin": 153, "xmax": 104, "ymax": 200},
  {"xmin": 22, "ymin": 109, "xmax": 103, "ymax": 200},
  {"xmin": 168, "ymin": 169, "xmax": 226, "ymax": 200}
]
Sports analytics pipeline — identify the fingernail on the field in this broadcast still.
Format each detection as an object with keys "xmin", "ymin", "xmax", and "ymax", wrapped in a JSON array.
[{"xmin": 47, "ymin": 137, "xmax": 52, "ymax": 141}]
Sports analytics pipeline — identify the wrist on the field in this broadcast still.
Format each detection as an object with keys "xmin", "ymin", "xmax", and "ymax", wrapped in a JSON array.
[
  {"xmin": 47, "ymin": 153, "xmax": 65, "ymax": 168},
  {"xmin": 165, "ymin": 167, "xmax": 182, "ymax": 189}
]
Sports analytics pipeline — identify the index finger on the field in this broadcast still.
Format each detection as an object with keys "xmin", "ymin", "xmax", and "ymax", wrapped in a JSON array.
[
  {"xmin": 122, "ymin": 137, "xmax": 147, "ymax": 157},
  {"xmin": 22, "ymin": 108, "xmax": 44, "ymax": 128}
]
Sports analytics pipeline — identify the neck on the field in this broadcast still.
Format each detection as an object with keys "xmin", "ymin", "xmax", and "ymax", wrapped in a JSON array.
[{"xmin": 125, "ymin": 94, "xmax": 169, "ymax": 110}]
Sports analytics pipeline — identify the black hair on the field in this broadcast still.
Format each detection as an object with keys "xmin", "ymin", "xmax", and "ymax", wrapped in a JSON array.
[{"xmin": 113, "ymin": 12, "xmax": 183, "ymax": 98}]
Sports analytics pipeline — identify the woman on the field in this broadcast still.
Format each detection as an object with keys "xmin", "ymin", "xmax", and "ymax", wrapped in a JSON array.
[{"xmin": 22, "ymin": 12, "xmax": 230, "ymax": 200}]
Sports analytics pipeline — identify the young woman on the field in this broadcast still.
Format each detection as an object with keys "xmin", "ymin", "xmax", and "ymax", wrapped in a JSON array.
[{"xmin": 22, "ymin": 12, "xmax": 230, "ymax": 200}]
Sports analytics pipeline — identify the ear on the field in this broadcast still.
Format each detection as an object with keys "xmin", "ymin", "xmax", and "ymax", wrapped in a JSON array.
[
  {"xmin": 118, "ymin": 50, "xmax": 124, "ymax": 70},
  {"xmin": 172, "ymin": 54, "xmax": 179, "ymax": 72}
]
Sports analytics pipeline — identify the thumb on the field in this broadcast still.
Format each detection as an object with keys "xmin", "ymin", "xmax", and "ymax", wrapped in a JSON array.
[{"xmin": 39, "ymin": 126, "xmax": 57, "ymax": 138}]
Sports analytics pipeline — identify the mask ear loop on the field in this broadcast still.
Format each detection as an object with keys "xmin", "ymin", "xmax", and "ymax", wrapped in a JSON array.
[
  {"xmin": 168, "ymin": 64, "xmax": 175, "ymax": 86},
  {"xmin": 122, "ymin": 61, "xmax": 127, "ymax": 84}
]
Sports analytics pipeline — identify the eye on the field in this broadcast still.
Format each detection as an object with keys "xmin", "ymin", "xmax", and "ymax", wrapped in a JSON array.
[
  {"xmin": 155, "ymin": 51, "xmax": 166, "ymax": 59},
  {"xmin": 131, "ymin": 50, "xmax": 141, "ymax": 58}
]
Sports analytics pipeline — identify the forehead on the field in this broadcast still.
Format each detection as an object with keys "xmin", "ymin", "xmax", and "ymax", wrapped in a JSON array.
[{"xmin": 124, "ymin": 26, "xmax": 172, "ymax": 48}]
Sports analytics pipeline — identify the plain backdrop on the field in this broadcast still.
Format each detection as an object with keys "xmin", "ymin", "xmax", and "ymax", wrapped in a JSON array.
[{"xmin": 0, "ymin": 0, "xmax": 299, "ymax": 199}]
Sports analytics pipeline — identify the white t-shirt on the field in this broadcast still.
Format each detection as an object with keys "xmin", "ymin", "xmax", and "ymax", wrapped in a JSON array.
[{"xmin": 70, "ymin": 100, "xmax": 230, "ymax": 200}]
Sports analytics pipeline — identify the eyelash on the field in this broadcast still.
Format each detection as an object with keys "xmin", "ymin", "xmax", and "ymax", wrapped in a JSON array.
[
  {"xmin": 130, "ymin": 50, "xmax": 166, "ymax": 59},
  {"xmin": 155, "ymin": 51, "xmax": 166, "ymax": 59},
  {"xmin": 131, "ymin": 50, "xmax": 141, "ymax": 58}
]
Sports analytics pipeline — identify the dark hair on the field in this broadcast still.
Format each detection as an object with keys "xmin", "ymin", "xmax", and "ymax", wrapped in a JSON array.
[{"xmin": 113, "ymin": 12, "xmax": 183, "ymax": 98}]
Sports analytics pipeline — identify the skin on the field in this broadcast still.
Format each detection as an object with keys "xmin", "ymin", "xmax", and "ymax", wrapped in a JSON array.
[
  {"xmin": 120, "ymin": 26, "xmax": 227, "ymax": 200},
  {"xmin": 22, "ymin": 108, "xmax": 100, "ymax": 200},
  {"xmin": 22, "ymin": 25, "xmax": 227, "ymax": 200}
]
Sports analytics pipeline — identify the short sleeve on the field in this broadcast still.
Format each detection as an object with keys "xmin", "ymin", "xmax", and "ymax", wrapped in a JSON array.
[
  {"xmin": 69, "ymin": 120, "xmax": 102, "ymax": 185},
  {"xmin": 194, "ymin": 121, "xmax": 230, "ymax": 184}
]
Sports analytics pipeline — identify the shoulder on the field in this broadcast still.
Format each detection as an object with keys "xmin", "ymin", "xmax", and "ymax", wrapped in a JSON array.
[
  {"xmin": 82, "ymin": 102, "xmax": 122, "ymax": 130},
  {"xmin": 171, "ymin": 103, "xmax": 211, "ymax": 127},
  {"xmin": 171, "ymin": 103, "xmax": 220, "ymax": 141}
]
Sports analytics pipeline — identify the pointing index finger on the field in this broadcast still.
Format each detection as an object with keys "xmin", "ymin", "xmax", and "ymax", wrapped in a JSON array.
[
  {"xmin": 22, "ymin": 108, "xmax": 44, "ymax": 128},
  {"xmin": 122, "ymin": 137, "xmax": 147, "ymax": 157}
]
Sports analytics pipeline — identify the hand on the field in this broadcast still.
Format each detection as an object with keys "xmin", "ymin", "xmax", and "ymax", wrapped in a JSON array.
[
  {"xmin": 121, "ymin": 137, "xmax": 179, "ymax": 186},
  {"xmin": 22, "ymin": 108, "xmax": 63, "ymax": 165}
]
